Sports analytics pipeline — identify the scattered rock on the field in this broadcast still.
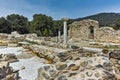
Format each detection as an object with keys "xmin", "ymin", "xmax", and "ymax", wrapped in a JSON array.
[
  {"xmin": 109, "ymin": 50, "xmax": 120, "ymax": 60},
  {"xmin": 86, "ymin": 64, "xmax": 95, "ymax": 70},
  {"xmin": 117, "ymin": 59, "xmax": 120, "ymax": 64},
  {"xmin": 67, "ymin": 64, "xmax": 76, "ymax": 70},
  {"xmin": 20, "ymin": 66, "xmax": 25, "ymax": 70},
  {"xmin": 103, "ymin": 62, "xmax": 112, "ymax": 71},
  {"xmin": 56, "ymin": 62, "xmax": 67, "ymax": 70},
  {"xmin": 80, "ymin": 61, "xmax": 88, "ymax": 67},
  {"xmin": 102, "ymin": 49, "xmax": 109, "ymax": 54},
  {"xmin": 80, "ymin": 74, "xmax": 85, "ymax": 78},
  {"xmin": 49, "ymin": 69, "xmax": 56, "ymax": 77},
  {"xmin": 94, "ymin": 72, "xmax": 100, "ymax": 78},
  {"xmin": 86, "ymin": 71, "xmax": 93, "ymax": 77},
  {"xmin": 57, "ymin": 75, "xmax": 67, "ymax": 80},
  {"xmin": 68, "ymin": 73, "xmax": 77, "ymax": 77},
  {"xmin": 70, "ymin": 66, "xmax": 80, "ymax": 71},
  {"xmin": 0, "ymin": 54, "xmax": 18, "ymax": 63},
  {"xmin": 42, "ymin": 72, "xmax": 50, "ymax": 79},
  {"xmin": 71, "ymin": 45, "xmax": 79, "ymax": 49},
  {"xmin": 44, "ymin": 65, "xmax": 50, "ymax": 71}
]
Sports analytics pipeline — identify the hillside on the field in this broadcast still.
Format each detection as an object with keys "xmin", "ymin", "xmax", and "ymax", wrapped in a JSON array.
[{"xmin": 73, "ymin": 13, "xmax": 120, "ymax": 27}]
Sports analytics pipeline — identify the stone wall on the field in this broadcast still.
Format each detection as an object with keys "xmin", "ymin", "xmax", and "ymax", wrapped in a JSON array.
[
  {"xmin": 95, "ymin": 27, "xmax": 120, "ymax": 43},
  {"xmin": 68, "ymin": 19, "xmax": 99, "ymax": 40}
]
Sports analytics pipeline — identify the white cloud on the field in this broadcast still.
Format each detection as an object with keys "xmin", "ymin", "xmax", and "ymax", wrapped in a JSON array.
[{"xmin": 0, "ymin": 0, "xmax": 31, "ymax": 18}]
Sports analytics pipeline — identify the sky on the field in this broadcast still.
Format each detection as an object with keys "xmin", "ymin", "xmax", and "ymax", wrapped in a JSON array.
[{"xmin": 0, "ymin": 0, "xmax": 120, "ymax": 20}]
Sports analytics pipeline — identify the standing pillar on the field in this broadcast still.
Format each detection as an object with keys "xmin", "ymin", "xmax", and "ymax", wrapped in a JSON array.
[
  {"xmin": 58, "ymin": 30, "xmax": 61, "ymax": 43},
  {"xmin": 62, "ymin": 18, "xmax": 69, "ymax": 44},
  {"xmin": 64, "ymin": 20, "xmax": 67, "ymax": 44}
]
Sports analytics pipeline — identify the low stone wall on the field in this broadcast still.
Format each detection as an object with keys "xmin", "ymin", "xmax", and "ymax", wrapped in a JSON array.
[{"xmin": 95, "ymin": 27, "xmax": 120, "ymax": 43}]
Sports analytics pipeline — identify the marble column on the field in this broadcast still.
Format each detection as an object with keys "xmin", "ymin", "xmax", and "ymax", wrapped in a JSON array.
[
  {"xmin": 64, "ymin": 20, "xmax": 67, "ymax": 44},
  {"xmin": 62, "ymin": 18, "xmax": 68, "ymax": 44},
  {"xmin": 58, "ymin": 30, "xmax": 61, "ymax": 43}
]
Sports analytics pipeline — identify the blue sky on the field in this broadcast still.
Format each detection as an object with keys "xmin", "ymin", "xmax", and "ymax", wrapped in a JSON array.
[{"xmin": 0, "ymin": 0, "xmax": 120, "ymax": 20}]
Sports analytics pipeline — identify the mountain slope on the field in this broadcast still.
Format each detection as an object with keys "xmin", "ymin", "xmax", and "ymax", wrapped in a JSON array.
[{"xmin": 74, "ymin": 13, "xmax": 120, "ymax": 27}]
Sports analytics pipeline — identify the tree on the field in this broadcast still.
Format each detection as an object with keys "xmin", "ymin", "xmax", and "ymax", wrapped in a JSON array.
[
  {"xmin": 114, "ymin": 18, "xmax": 120, "ymax": 30},
  {"xmin": 7, "ymin": 14, "xmax": 29, "ymax": 34},
  {"xmin": 0, "ymin": 17, "xmax": 11, "ymax": 33},
  {"xmin": 52, "ymin": 20, "xmax": 63, "ymax": 36},
  {"xmin": 30, "ymin": 14, "xmax": 53, "ymax": 36}
]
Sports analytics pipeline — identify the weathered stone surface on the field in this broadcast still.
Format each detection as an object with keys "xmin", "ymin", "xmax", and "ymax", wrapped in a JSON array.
[
  {"xmin": 86, "ymin": 64, "xmax": 94, "ymax": 70},
  {"xmin": 0, "ymin": 54, "xmax": 18, "ymax": 63},
  {"xmin": 0, "ymin": 33, "xmax": 8, "ymax": 39},
  {"xmin": 67, "ymin": 64, "xmax": 76, "ymax": 70},
  {"xmin": 20, "ymin": 66, "xmax": 25, "ymax": 70},
  {"xmin": 80, "ymin": 61, "xmax": 88, "ymax": 67},
  {"xmin": 57, "ymin": 51, "xmax": 72, "ymax": 62},
  {"xmin": 44, "ymin": 65, "xmax": 50, "ymax": 71},
  {"xmin": 49, "ymin": 69, "xmax": 56, "ymax": 77},
  {"xmin": 26, "ymin": 33, "xmax": 38, "ymax": 39},
  {"xmin": 71, "ymin": 45, "xmax": 79, "ymax": 49},
  {"xmin": 80, "ymin": 74, "xmax": 85, "ymax": 78},
  {"xmin": 70, "ymin": 66, "xmax": 79, "ymax": 71},
  {"xmin": 102, "ymin": 49, "xmax": 109, "ymax": 54},
  {"xmin": 0, "ymin": 68, "xmax": 5, "ymax": 79},
  {"xmin": 0, "ymin": 61, "xmax": 19, "ymax": 80},
  {"xmin": 94, "ymin": 72, "xmax": 100, "ymax": 78},
  {"xmin": 57, "ymin": 75, "xmax": 67, "ymax": 80},
  {"xmin": 68, "ymin": 73, "xmax": 77, "ymax": 77},
  {"xmin": 42, "ymin": 72, "xmax": 50, "ymax": 79},
  {"xmin": 118, "ymin": 60, "xmax": 120, "ymax": 65},
  {"xmin": 56, "ymin": 62, "xmax": 67, "ymax": 70},
  {"xmin": 103, "ymin": 62, "xmax": 112, "ymax": 71},
  {"xmin": 86, "ymin": 71, "xmax": 93, "ymax": 77},
  {"xmin": 109, "ymin": 50, "xmax": 120, "ymax": 60}
]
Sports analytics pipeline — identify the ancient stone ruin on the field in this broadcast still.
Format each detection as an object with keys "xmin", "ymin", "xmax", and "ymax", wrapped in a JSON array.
[
  {"xmin": 96, "ymin": 27, "xmax": 120, "ymax": 43},
  {"xmin": 68, "ymin": 19, "xmax": 99, "ymax": 40},
  {"xmin": 69, "ymin": 19, "xmax": 120, "ymax": 43}
]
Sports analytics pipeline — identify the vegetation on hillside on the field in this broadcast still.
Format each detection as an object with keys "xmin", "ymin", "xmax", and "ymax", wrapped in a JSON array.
[{"xmin": 74, "ymin": 13, "xmax": 120, "ymax": 27}]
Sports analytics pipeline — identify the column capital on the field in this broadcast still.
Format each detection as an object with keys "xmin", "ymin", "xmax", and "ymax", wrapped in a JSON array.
[{"xmin": 61, "ymin": 18, "xmax": 69, "ymax": 21}]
